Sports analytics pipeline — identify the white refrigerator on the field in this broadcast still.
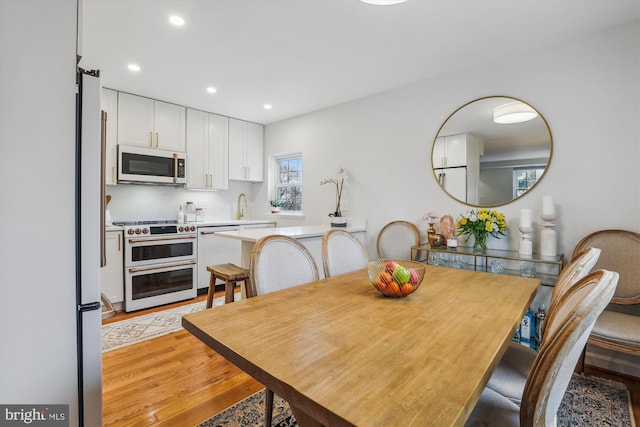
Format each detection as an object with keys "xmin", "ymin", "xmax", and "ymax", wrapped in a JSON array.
[
  {"xmin": 76, "ymin": 69, "xmax": 104, "ymax": 426},
  {"xmin": 434, "ymin": 166, "xmax": 467, "ymax": 202}
]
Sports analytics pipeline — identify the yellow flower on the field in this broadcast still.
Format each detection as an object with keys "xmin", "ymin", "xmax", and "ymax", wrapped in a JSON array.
[{"xmin": 486, "ymin": 222, "xmax": 494, "ymax": 232}]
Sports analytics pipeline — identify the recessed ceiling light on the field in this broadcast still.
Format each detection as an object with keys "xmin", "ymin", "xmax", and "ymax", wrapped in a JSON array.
[
  {"xmin": 127, "ymin": 63, "xmax": 141, "ymax": 72},
  {"xmin": 206, "ymin": 87, "xmax": 217, "ymax": 94},
  {"xmin": 169, "ymin": 15, "xmax": 185, "ymax": 26},
  {"xmin": 263, "ymin": 104, "xmax": 272, "ymax": 110},
  {"xmin": 360, "ymin": 0, "xmax": 408, "ymax": 5}
]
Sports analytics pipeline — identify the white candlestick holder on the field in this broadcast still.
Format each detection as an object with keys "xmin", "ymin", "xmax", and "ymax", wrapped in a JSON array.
[
  {"xmin": 540, "ymin": 219, "xmax": 557, "ymax": 257},
  {"xmin": 519, "ymin": 225, "xmax": 533, "ymax": 256}
]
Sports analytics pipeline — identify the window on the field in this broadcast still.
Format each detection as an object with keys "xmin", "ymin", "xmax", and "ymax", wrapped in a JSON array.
[
  {"xmin": 514, "ymin": 167, "xmax": 545, "ymax": 197},
  {"xmin": 274, "ymin": 153, "xmax": 302, "ymax": 211}
]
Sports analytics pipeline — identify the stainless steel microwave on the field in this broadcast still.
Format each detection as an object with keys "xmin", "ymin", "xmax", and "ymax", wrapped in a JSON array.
[{"xmin": 118, "ymin": 144, "xmax": 186, "ymax": 185}]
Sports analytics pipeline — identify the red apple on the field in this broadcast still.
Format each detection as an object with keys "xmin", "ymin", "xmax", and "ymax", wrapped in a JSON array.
[{"xmin": 385, "ymin": 260, "xmax": 399, "ymax": 274}]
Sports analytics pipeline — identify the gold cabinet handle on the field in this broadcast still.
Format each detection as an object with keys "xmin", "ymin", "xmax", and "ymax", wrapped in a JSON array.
[
  {"xmin": 117, "ymin": 233, "xmax": 121, "ymax": 251},
  {"xmin": 149, "ymin": 131, "xmax": 153, "ymax": 147},
  {"xmin": 111, "ymin": 166, "xmax": 115, "ymax": 184},
  {"xmin": 155, "ymin": 132, "xmax": 159, "ymax": 148}
]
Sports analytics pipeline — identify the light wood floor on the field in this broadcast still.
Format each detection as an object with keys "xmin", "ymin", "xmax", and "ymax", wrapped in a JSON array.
[{"xmin": 102, "ymin": 293, "xmax": 640, "ymax": 426}]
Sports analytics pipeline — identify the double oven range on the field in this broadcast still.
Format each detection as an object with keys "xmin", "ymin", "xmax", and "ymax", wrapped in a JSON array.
[{"xmin": 114, "ymin": 220, "xmax": 197, "ymax": 312}]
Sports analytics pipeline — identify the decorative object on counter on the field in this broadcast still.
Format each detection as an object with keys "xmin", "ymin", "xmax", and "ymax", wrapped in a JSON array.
[
  {"xmin": 185, "ymin": 201, "xmax": 196, "ymax": 222},
  {"xmin": 321, "ymin": 167, "xmax": 347, "ymax": 227},
  {"xmin": 439, "ymin": 214, "xmax": 456, "ymax": 240},
  {"xmin": 540, "ymin": 195, "xmax": 557, "ymax": 256},
  {"xmin": 456, "ymin": 208, "xmax": 507, "ymax": 252},
  {"xmin": 423, "ymin": 212, "xmax": 444, "ymax": 247},
  {"xmin": 105, "ymin": 194, "xmax": 112, "ymax": 226},
  {"xmin": 177, "ymin": 205, "xmax": 184, "ymax": 224},
  {"xmin": 269, "ymin": 199, "xmax": 281, "ymax": 213},
  {"xmin": 368, "ymin": 259, "xmax": 425, "ymax": 298},
  {"xmin": 518, "ymin": 208, "xmax": 533, "ymax": 256}
]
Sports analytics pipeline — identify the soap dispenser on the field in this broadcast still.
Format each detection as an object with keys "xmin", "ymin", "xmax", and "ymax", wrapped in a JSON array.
[{"xmin": 177, "ymin": 205, "xmax": 184, "ymax": 224}]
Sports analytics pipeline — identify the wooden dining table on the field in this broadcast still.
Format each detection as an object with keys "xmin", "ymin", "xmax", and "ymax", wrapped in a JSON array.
[{"xmin": 183, "ymin": 265, "xmax": 539, "ymax": 427}]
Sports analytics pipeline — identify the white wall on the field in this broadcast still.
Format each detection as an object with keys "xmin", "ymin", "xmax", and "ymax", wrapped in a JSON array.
[
  {"xmin": 259, "ymin": 20, "xmax": 640, "ymax": 375},
  {"xmin": 0, "ymin": 0, "xmax": 81, "ymax": 424},
  {"xmin": 260, "ymin": 20, "xmax": 640, "ymax": 258}
]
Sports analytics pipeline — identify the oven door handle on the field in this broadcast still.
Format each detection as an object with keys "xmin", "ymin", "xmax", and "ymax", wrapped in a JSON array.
[
  {"xmin": 128, "ymin": 260, "xmax": 196, "ymax": 274},
  {"xmin": 128, "ymin": 235, "xmax": 196, "ymax": 244}
]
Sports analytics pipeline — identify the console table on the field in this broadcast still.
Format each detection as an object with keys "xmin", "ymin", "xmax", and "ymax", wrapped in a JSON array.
[{"xmin": 411, "ymin": 244, "xmax": 564, "ymax": 286}]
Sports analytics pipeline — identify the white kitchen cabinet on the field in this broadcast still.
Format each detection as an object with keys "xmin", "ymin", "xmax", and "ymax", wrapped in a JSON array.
[
  {"xmin": 186, "ymin": 109, "xmax": 229, "ymax": 190},
  {"xmin": 432, "ymin": 133, "xmax": 475, "ymax": 168},
  {"xmin": 229, "ymin": 118, "xmax": 264, "ymax": 181},
  {"xmin": 101, "ymin": 229, "xmax": 124, "ymax": 304},
  {"xmin": 117, "ymin": 92, "xmax": 186, "ymax": 152},
  {"xmin": 102, "ymin": 88, "xmax": 118, "ymax": 185}
]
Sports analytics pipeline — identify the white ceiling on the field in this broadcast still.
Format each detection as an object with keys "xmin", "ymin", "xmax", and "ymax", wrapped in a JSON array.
[{"xmin": 80, "ymin": 0, "xmax": 639, "ymax": 125}]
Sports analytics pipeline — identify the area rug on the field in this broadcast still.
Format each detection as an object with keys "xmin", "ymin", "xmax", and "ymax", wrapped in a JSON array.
[
  {"xmin": 196, "ymin": 374, "xmax": 633, "ymax": 427},
  {"xmin": 102, "ymin": 297, "xmax": 225, "ymax": 352}
]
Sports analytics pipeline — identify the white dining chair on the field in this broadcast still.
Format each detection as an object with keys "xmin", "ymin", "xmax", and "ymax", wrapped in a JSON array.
[
  {"xmin": 485, "ymin": 247, "xmax": 601, "ymax": 404},
  {"xmin": 249, "ymin": 234, "xmax": 320, "ymax": 427},
  {"xmin": 465, "ymin": 269, "xmax": 618, "ymax": 427},
  {"xmin": 321, "ymin": 229, "xmax": 369, "ymax": 277},
  {"xmin": 376, "ymin": 220, "xmax": 420, "ymax": 260}
]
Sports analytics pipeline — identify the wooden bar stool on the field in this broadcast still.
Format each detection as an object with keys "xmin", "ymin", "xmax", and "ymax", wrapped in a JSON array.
[{"xmin": 206, "ymin": 263, "xmax": 253, "ymax": 308}]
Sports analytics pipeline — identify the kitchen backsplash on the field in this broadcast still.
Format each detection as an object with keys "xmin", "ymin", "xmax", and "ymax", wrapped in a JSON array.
[{"xmin": 106, "ymin": 181, "xmax": 257, "ymax": 222}]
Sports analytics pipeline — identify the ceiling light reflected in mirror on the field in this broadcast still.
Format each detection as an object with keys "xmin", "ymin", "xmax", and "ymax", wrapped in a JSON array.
[
  {"xmin": 127, "ymin": 63, "xmax": 141, "ymax": 72},
  {"xmin": 493, "ymin": 101, "xmax": 538, "ymax": 124}
]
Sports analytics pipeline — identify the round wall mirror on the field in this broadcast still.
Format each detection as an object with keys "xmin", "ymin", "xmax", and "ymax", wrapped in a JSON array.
[{"xmin": 431, "ymin": 96, "xmax": 552, "ymax": 207}]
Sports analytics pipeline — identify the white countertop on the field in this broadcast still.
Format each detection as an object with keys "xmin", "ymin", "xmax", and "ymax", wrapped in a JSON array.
[
  {"xmin": 192, "ymin": 219, "xmax": 276, "ymax": 228},
  {"xmin": 213, "ymin": 222, "xmax": 367, "ymax": 243}
]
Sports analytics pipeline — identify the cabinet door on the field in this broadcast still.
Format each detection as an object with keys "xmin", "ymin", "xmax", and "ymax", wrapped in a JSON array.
[
  {"xmin": 102, "ymin": 89, "xmax": 118, "ymax": 185},
  {"xmin": 100, "ymin": 230, "xmax": 124, "ymax": 303},
  {"xmin": 154, "ymin": 100, "xmax": 186, "ymax": 152},
  {"xmin": 197, "ymin": 228, "xmax": 242, "ymax": 289},
  {"xmin": 432, "ymin": 137, "xmax": 446, "ymax": 169},
  {"xmin": 245, "ymin": 121, "xmax": 264, "ymax": 181},
  {"xmin": 228, "ymin": 117, "xmax": 246, "ymax": 180},
  {"xmin": 117, "ymin": 92, "xmax": 154, "ymax": 148},
  {"xmin": 444, "ymin": 134, "xmax": 468, "ymax": 167},
  {"xmin": 208, "ymin": 113, "xmax": 229, "ymax": 189},
  {"xmin": 186, "ymin": 108, "xmax": 208, "ymax": 189}
]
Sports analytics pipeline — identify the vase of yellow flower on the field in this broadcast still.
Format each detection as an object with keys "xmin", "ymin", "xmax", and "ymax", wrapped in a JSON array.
[{"xmin": 456, "ymin": 209, "xmax": 507, "ymax": 252}]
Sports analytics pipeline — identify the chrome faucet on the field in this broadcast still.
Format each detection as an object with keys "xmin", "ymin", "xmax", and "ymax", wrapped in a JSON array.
[{"xmin": 237, "ymin": 193, "xmax": 248, "ymax": 220}]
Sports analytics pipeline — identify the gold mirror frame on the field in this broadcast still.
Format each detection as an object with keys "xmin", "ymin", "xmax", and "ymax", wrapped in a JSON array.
[{"xmin": 431, "ymin": 96, "xmax": 552, "ymax": 207}]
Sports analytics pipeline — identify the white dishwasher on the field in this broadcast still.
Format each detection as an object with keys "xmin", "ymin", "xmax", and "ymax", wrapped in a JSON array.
[
  {"xmin": 197, "ymin": 222, "xmax": 275, "ymax": 290},
  {"xmin": 197, "ymin": 225, "xmax": 242, "ymax": 290}
]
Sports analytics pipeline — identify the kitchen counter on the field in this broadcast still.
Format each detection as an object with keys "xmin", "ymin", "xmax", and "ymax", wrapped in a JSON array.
[
  {"xmin": 213, "ymin": 222, "xmax": 366, "ymax": 242},
  {"xmin": 191, "ymin": 219, "xmax": 276, "ymax": 228},
  {"xmin": 214, "ymin": 221, "xmax": 367, "ymax": 277}
]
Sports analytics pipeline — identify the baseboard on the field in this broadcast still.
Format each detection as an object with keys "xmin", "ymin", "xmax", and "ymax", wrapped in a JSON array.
[{"xmin": 586, "ymin": 346, "xmax": 640, "ymax": 379}]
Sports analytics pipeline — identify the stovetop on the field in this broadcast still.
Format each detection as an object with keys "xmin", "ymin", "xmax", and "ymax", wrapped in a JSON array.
[{"xmin": 113, "ymin": 219, "xmax": 196, "ymax": 236}]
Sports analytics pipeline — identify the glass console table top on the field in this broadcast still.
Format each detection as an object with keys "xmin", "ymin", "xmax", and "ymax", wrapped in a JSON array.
[{"xmin": 411, "ymin": 244, "xmax": 564, "ymax": 286}]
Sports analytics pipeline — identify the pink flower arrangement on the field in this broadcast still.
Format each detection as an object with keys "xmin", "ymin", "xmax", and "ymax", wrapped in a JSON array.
[{"xmin": 422, "ymin": 212, "xmax": 438, "ymax": 224}]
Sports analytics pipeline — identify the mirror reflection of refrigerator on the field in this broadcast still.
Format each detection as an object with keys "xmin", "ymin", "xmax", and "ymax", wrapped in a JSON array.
[{"xmin": 435, "ymin": 166, "xmax": 467, "ymax": 202}]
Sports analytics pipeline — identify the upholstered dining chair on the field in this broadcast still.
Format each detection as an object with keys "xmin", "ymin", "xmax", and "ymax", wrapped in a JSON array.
[
  {"xmin": 465, "ymin": 269, "xmax": 618, "ymax": 427},
  {"xmin": 321, "ymin": 229, "xmax": 369, "ymax": 277},
  {"xmin": 249, "ymin": 234, "xmax": 320, "ymax": 427},
  {"xmin": 573, "ymin": 229, "xmax": 640, "ymax": 371},
  {"xmin": 485, "ymin": 247, "xmax": 601, "ymax": 404},
  {"xmin": 376, "ymin": 220, "xmax": 420, "ymax": 260}
]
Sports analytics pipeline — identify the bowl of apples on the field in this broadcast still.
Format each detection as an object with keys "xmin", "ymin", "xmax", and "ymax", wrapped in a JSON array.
[{"xmin": 367, "ymin": 259, "xmax": 425, "ymax": 298}]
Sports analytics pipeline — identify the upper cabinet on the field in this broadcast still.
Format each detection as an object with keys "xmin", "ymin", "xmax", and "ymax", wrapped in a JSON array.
[
  {"xmin": 186, "ymin": 109, "xmax": 229, "ymax": 190},
  {"xmin": 117, "ymin": 92, "xmax": 186, "ymax": 152},
  {"xmin": 229, "ymin": 118, "xmax": 264, "ymax": 182},
  {"xmin": 102, "ymin": 88, "xmax": 118, "ymax": 185}
]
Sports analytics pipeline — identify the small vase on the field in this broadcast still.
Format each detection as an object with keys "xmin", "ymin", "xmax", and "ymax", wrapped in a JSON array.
[{"xmin": 472, "ymin": 232, "xmax": 488, "ymax": 252}]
